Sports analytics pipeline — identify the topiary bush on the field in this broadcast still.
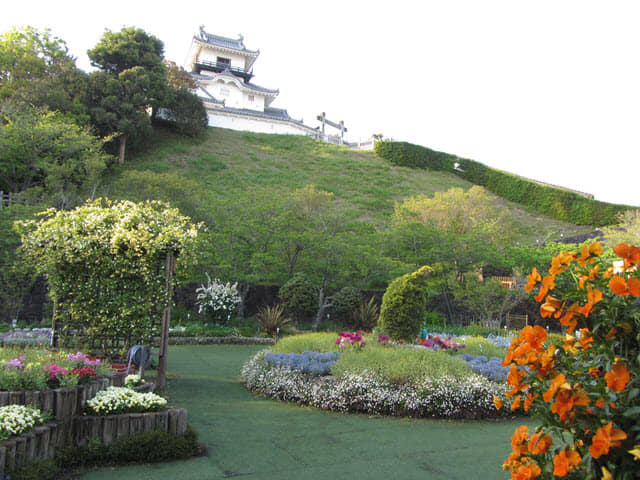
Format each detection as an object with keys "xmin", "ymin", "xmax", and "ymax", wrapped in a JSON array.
[
  {"xmin": 377, "ymin": 266, "xmax": 432, "ymax": 341},
  {"xmin": 278, "ymin": 273, "xmax": 318, "ymax": 325}
]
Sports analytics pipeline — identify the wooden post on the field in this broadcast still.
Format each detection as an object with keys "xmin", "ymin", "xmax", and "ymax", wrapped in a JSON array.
[{"xmin": 157, "ymin": 252, "xmax": 175, "ymax": 390}]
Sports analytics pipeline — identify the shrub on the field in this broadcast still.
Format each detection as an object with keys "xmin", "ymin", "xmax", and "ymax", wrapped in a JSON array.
[
  {"xmin": 375, "ymin": 140, "xmax": 630, "ymax": 226},
  {"xmin": 195, "ymin": 273, "xmax": 241, "ymax": 325},
  {"xmin": 331, "ymin": 286, "xmax": 362, "ymax": 325},
  {"xmin": 331, "ymin": 347, "xmax": 471, "ymax": 384},
  {"xmin": 279, "ymin": 273, "xmax": 318, "ymax": 325},
  {"xmin": 10, "ymin": 458, "xmax": 60, "ymax": 480},
  {"xmin": 377, "ymin": 266, "xmax": 432, "ymax": 341},
  {"xmin": 255, "ymin": 304, "xmax": 293, "ymax": 337},
  {"xmin": 271, "ymin": 332, "xmax": 338, "ymax": 354},
  {"xmin": 54, "ymin": 425, "xmax": 202, "ymax": 469},
  {"xmin": 350, "ymin": 296, "xmax": 380, "ymax": 331}
]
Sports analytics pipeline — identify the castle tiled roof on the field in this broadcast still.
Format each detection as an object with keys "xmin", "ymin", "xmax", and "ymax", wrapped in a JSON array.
[{"xmin": 196, "ymin": 26, "xmax": 258, "ymax": 55}]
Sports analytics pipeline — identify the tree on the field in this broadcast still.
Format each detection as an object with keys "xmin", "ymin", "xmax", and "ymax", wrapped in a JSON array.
[
  {"xmin": 88, "ymin": 27, "xmax": 168, "ymax": 117},
  {"xmin": 87, "ymin": 27, "xmax": 168, "ymax": 163},
  {"xmin": 162, "ymin": 88, "xmax": 208, "ymax": 137},
  {"xmin": 0, "ymin": 27, "xmax": 88, "ymax": 122},
  {"xmin": 0, "ymin": 108, "xmax": 110, "ymax": 208},
  {"xmin": 393, "ymin": 185, "xmax": 515, "ymax": 241},
  {"xmin": 451, "ymin": 276, "xmax": 525, "ymax": 327},
  {"xmin": 87, "ymin": 68, "xmax": 153, "ymax": 164}
]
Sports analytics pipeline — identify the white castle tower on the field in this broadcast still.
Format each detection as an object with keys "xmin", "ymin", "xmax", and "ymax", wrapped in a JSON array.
[{"xmin": 185, "ymin": 26, "xmax": 317, "ymax": 136}]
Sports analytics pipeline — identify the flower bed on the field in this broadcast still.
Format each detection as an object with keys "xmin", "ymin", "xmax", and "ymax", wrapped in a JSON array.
[
  {"xmin": 1, "ymin": 328, "xmax": 52, "ymax": 347},
  {"xmin": 85, "ymin": 387, "xmax": 167, "ymax": 416},
  {"xmin": 0, "ymin": 348, "xmax": 111, "ymax": 391},
  {"xmin": 0, "ymin": 405, "xmax": 47, "ymax": 442},
  {"xmin": 242, "ymin": 351, "xmax": 513, "ymax": 420}
]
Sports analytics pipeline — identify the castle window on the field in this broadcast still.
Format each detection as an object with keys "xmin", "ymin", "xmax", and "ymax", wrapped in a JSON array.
[
  {"xmin": 217, "ymin": 57, "xmax": 231, "ymax": 67},
  {"xmin": 220, "ymin": 87, "xmax": 230, "ymax": 97},
  {"xmin": 248, "ymin": 95, "xmax": 254, "ymax": 102}
]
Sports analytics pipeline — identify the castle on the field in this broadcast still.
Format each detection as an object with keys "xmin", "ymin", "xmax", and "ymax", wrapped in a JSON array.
[
  {"xmin": 185, "ymin": 27, "xmax": 374, "ymax": 149},
  {"xmin": 185, "ymin": 26, "xmax": 317, "ymax": 136}
]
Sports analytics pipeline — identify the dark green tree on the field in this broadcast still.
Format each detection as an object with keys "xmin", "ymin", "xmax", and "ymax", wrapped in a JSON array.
[
  {"xmin": 163, "ymin": 88, "xmax": 208, "ymax": 137},
  {"xmin": 87, "ymin": 68, "xmax": 152, "ymax": 164},
  {"xmin": 87, "ymin": 27, "xmax": 169, "ymax": 163},
  {"xmin": 88, "ymin": 27, "xmax": 169, "ymax": 116}
]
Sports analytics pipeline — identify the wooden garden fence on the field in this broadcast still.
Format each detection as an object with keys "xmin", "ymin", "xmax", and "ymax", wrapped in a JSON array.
[{"xmin": 0, "ymin": 377, "xmax": 187, "ymax": 475}]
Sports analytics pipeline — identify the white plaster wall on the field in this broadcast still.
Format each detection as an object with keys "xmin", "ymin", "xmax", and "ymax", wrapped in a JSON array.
[
  {"xmin": 207, "ymin": 111, "xmax": 316, "ymax": 136},
  {"xmin": 198, "ymin": 49, "xmax": 247, "ymax": 70}
]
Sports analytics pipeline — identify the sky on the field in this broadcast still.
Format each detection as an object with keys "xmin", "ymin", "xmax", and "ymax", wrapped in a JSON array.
[{"xmin": 3, "ymin": 0, "xmax": 640, "ymax": 207}]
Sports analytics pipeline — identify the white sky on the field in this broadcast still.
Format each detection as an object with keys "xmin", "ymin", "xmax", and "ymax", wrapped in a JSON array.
[{"xmin": 3, "ymin": 0, "xmax": 640, "ymax": 207}]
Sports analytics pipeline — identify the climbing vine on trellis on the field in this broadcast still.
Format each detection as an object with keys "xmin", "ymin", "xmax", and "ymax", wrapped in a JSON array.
[{"xmin": 17, "ymin": 198, "xmax": 199, "ymax": 354}]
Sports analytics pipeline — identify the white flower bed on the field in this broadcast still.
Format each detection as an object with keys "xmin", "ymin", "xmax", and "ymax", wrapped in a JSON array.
[
  {"xmin": 85, "ymin": 386, "xmax": 167, "ymax": 416},
  {"xmin": 242, "ymin": 351, "xmax": 514, "ymax": 420},
  {"xmin": 0, "ymin": 404, "xmax": 45, "ymax": 441}
]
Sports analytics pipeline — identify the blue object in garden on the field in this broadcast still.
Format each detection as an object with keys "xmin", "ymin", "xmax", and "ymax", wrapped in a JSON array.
[{"xmin": 419, "ymin": 328, "xmax": 428, "ymax": 339}]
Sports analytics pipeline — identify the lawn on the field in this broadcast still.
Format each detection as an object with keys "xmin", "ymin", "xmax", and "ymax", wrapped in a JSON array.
[{"xmin": 78, "ymin": 345, "xmax": 535, "ymax": 480}]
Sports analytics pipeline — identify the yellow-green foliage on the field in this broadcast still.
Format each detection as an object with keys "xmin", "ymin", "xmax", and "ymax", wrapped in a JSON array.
[
  {"xmin": 271, "ymin": 332, "xmax": 339, "ymax": 353},
  {"xmin": 455, "ymin": 336, "xmax": 507, "ymax": 359},
  {"xmin": 331, "ymin": 347, "xmax": 472, "ymax": 384}
]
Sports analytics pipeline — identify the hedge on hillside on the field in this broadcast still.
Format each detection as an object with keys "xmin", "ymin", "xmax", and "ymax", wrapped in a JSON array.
[{"xmin": 374, "ymin": 141, "xmax": 630, "ymax": 226}]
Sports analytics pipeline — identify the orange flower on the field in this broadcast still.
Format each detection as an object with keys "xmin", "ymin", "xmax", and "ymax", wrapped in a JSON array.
[
  {"xmin": 551, "ymin": 386, "xmax": 590, "ymax": 422},
  {"xmin": 605, "ymin": 364, "xmax": 631, "ymax": 392},
  {"xmin": 550, "ymin": 251, "xmax": 577, "ymax": 275},
  {"xmin": 494, "ymin": 395, "xmax": 503, "ymax": 410},
  {"xmin": 578, "ymin": 328, "xmax": 593, "ymax": 349},
  {"xmin": 521, "ymin": 325, "xmax": 547, "ymax": 350},
  {"xmin": 613, "ymin": 243, "xmax": 640, "ymax": 267},
  {"xmin": 609, "ymin": 275, "xmax": 640, "ymax": 296},
  {"xmin": 528, "ymin": 431, "xmax": 553, "ymax": 455},
  {"xmin": 540, "ymin": 295, "xmax": 563, "ymax": 318},
  {"xmin": 507, "ymin": 366, "xmax": 530, "ymax": 396},
  {"xmin": 589, "ymin": 422, "xmax": 628, "ymax": 459},
  {"xmin": 511, "ymin": 394, "xmax": 522, "ymax": 411},
  {"xmin": 525, "ymin": 267, "xmax": 541, "ymax": 293},
  {"xmin": 577, "ymin": 242, "xmax": 603, "ymax": 266},
  {"xmin": 609, "ymin": 275, "xmax": 629, "ymax": 295},
  {"xmin": 579, "ymin": 287, "xmax": 603, "ymax": 318},
  {"xmin": 553, "ymin": 449, "xmax": 581, "ymax": 476},
  {"xmin": 559, "ymin": 308, "xmax": 579, "ymax": 334},
  {"xmin": 511, "ymin": 425, "xmax": 530, "ymax": 453},
  {"xmin": 543, "ymin": 373, "xmax": 568, "ymax": 402},
  {"xmin": 512, "ymin": 461, "xmax": 542, "ymax": 480},
  {"xmin": 523, "ymin": 393, "xmax": 535, "ymax": 412}
]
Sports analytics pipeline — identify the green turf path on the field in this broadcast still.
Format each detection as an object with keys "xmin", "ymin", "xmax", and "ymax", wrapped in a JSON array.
[{"xmin": 78, "ymin": 345, "xmax": 534, "ymax": 480}]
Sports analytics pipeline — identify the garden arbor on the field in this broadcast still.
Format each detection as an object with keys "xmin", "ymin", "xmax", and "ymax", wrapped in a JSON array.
[{"xmin": 17, "ymin": 199, "xmax": 199, "ymax": 389}]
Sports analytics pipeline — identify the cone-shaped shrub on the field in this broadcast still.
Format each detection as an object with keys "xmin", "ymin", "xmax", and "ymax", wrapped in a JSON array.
[{"xmin": 377, "ymin": 266, "xmax": 432, "ymax": 341}]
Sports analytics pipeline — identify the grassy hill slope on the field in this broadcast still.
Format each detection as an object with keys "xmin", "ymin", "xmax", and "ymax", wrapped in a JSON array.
[{"xmin": 102, "ymin": 127, "xmax": 590, "ymax": 245}]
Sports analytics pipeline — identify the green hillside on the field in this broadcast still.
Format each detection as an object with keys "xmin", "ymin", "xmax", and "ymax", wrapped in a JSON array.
[{"xmin": 104, "ymin": 127, "xmax": 590, "ymax": 244}]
